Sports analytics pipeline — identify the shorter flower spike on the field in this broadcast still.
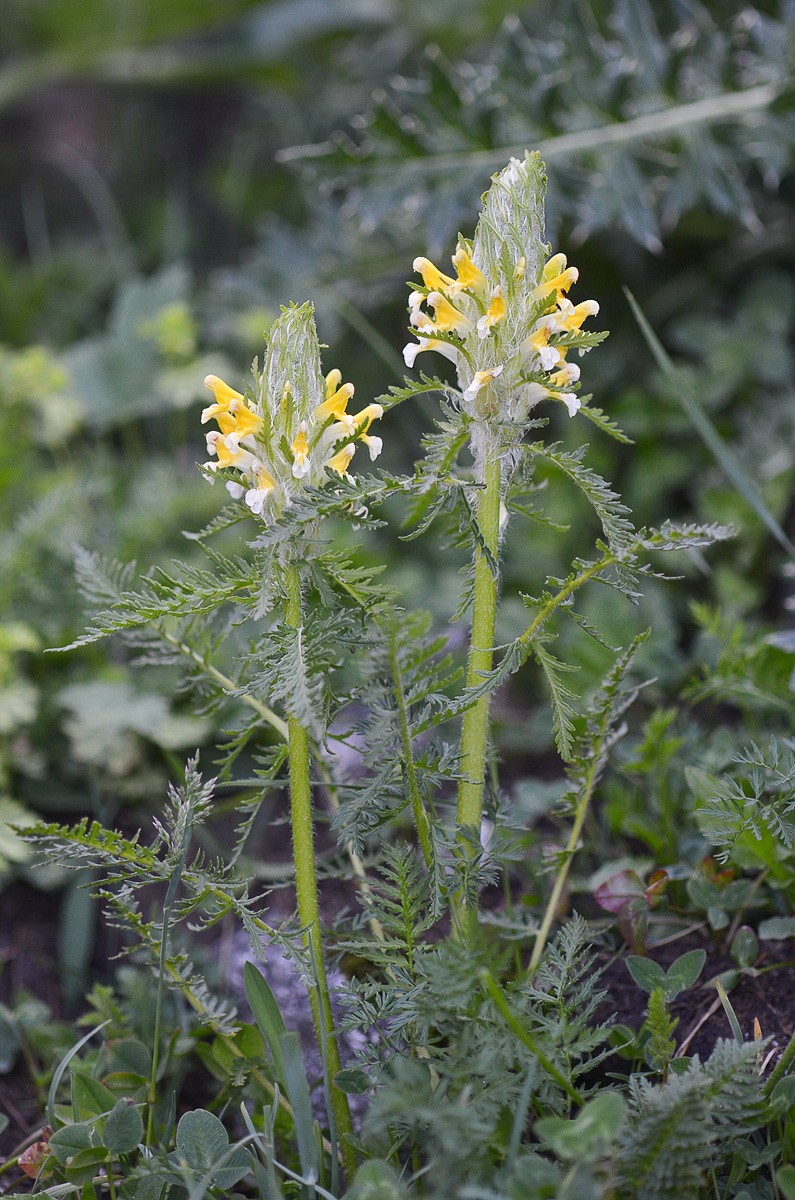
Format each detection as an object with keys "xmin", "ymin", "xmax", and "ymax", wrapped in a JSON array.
[{"xmin": 200, "ymin": 306, "xmax": 383, "ymax": 522}]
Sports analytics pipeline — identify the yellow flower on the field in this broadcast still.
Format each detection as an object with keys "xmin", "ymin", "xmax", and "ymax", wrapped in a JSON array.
[
  {"xmin": 524, "ymin": 316, "xmax": 561, "ymax": 370},
  {"xmin": 203, "ymin": 374, "xmax": 263, "ymax": 440},
  {"xmin": 291, "ymin": 422, "xmax": 310, "ymax": 478},
  {"xmin": 422, "ymin": 291, "xmax": 475, "ymax": 335},
  {"xmin": 531, "ymin": 261, "xmax": 579, "ymax": 303},
  {"xmin": 202, "ymin": 405, "xmax": 236, "ymax": 434},
  {"xmin": 413, "ymin": 256, "xmax": 456, "ymax": 293},
  {"xmin": 348, "ymin": 404, "xmax": 384, "ymax": 460},
  {"xmin": 557, "ymin": 299, "xmax": 600, "ymax": 331},
  {"xmin": 350, "ymin": 403, "xmax": 383, "ymax": 435},
  {"xmin": 245, "ymin": 464, "xmax": 277, "ymax": 515},
  {"xmin": 476, "ymin": 287, "xmax": 507, "ymax": 339},
  {"xmin": 463, "ymin": 365, "xmax": 504, "ymax": 404},
  {"xmin": 228, "ymin": 397, "xmax": 264, "ymax": 437},
  {"xmin": 326, "ymin": 442, "xmax": 355, "ymax": 476},
  {"xmin": 548, "ymin": 362, "xmax": 581, "ymax": 388},
  {"xmin": 450, "ymin": 246, "xmax": 488, "ymax": 296},
  {"xmin": 203, "ymin": 374, "xmax": 244, "ymax": 411},
  {"xmin": 314, "ymin": 380, "xmax": 355, "ymax": 424},
  {"xmin": 542, "ymin": 253, "xmax": 567, "ymax": 281},
  {"xmin": 204, "ymin": 430, "xmax": 255, "ymax": 471}
]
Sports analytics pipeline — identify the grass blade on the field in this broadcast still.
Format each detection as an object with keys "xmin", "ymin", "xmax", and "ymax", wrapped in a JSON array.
[
  {"xmin": 244, "ymin": 961, "xmax": 289, "ymax": 1096},
  {"xmin": 47, "ymin": 1020, "xmax": 110, "ymax": 1130},
  {"xmin": 624, "ymin": 287, "xmax": 794, "ymax": 556}
]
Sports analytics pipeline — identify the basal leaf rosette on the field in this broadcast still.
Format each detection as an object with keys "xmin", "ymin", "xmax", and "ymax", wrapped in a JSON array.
[
  {"xmin": 201, "ymin": 302, "xmax": 382, "ymax": 522},
  {"xmin": 403, "ymin": 152, "xmax": 604, "ymax": 434}
]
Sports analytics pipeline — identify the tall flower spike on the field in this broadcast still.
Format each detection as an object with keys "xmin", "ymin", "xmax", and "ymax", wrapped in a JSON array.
[{"xmin": 403, "ymin": 153, "xmax": 604, "ymax": 430}]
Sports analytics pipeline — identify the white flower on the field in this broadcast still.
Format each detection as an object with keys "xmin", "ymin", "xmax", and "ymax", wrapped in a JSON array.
[{"xmin": 245, "ymin": 487, "xmax": 271, "ymax": 515}]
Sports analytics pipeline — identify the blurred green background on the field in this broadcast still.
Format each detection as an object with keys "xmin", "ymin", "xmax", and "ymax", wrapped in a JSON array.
[{"xmin": 1, "ymin": 0, "xmax": 795, "ymax": 931}]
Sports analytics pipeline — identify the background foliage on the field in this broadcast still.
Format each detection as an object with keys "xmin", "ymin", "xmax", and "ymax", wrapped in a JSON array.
[{"xmin": 2, "ymin": 3, "xmax": 795, "ymax": 1193}]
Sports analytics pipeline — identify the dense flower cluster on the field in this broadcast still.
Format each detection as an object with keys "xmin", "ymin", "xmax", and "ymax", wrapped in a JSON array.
[
  {"xmin": 404, "ymin": 232, "xmax": 600, "ymax": 423},
  {"xmin": 201, "ymin": 368, "xmax": 382, "ymax": 519}
]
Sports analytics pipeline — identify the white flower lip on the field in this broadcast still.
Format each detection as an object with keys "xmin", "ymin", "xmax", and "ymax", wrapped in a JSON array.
[{"xmin": 462, "ymin": 365, "xmax": 504, "ymax": 404}]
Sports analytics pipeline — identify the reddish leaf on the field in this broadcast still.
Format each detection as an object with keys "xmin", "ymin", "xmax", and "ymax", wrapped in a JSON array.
[
  {"xmin": 594, "ymin": 870, "xmax": 645, "ymax": 915},
  {"xmin": 644, "ymin": 869, "xmax": 669, "ymax": 910},
  {"xmin": 19, "ymin": 1142, "xmax": 51, "ymax": 1179}
]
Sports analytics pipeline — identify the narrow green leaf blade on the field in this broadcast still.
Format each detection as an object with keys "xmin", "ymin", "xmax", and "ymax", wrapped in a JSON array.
[
  {"xmin": 243, "ymin": 962, "xmax": 288, "ymax": 1095},
  {"xmin": 624, "ymin": 287, "xmax": 794, "ymax": 555},
  {"xmin": 280, "ymin": 1031, "xmax": 319, "ymax": 1182}
]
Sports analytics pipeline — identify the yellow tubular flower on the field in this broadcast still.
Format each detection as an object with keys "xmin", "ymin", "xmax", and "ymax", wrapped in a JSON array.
[
  {"xmin": 245, "ymin": 462, "xmax": 277, "ymax": 516},
  {"xmin": 202, "ymin": 374, "xmax": 244, "ymax": 419},
  {"xmin": 413, "ymin": 256, "xmax": 456, "ymax": 292},
  {"xmin": 324, "ymin": 368, "xmax": 342, "ymax": 397},
  {"xmin": 531, "ymin": 266, "xmax": 579, "ymax": 303},
  {"xmin": 326, "ymin": 442, "xmax": 355, "ymax": 476},
  {"xmin": 329, "ymin": 403, "xmax": 384, "ymax": 456},
  {"xmin": 476, "ymin": 287, "xmax": 507, "ymax": 339},
  {"xmin": 202, "ymin": 404, "xmax": 236, "ymax": 434},
  {"xmin": 204, "ymin": 430, "xmax": 254, "ymax": 470},
  {"xmin": 254, "ymin": 464, "xmax": 276, "ymax": 494},
  {"xmin": 291, "ymin": 422, "xmax": 310, "ymax": 478},
  {"xmin": 350, "ymin": 403, "xmax": 383, "ymax": 435},
  {"xmin": 549, "ymin": 362, "xmax": 581, "ymax": 388},
  {"xmin": 525, "ymin": 317, "xmax": 561, "ymax": 370},
  {"xmin": 462, "ymin": 365, "xmax": 504, "ymax": 404},
  {"xmin": 314, "ymin": 381, "xmax": 355, "ymax": 424},
  {"xmin": 450, "ymin": 246, "xmax": 488, "ymax": 296},
  {"xmin": 425, "ymin": 292, "xmax": 475, "ymax": 335},
  {"xmin": 403, "ymin": 337, "xmax": 460, "ymax": 368},
  {"xmin": 559, "ymin": 299, "xmax": 600, "ymax": 332},
  {"xmin": 542, "ymin": 253, "xmax": 568, "ymax": 280},
  {"xmin": 229, "ymin": 398, "xmax": 264, "ymax": 436}
]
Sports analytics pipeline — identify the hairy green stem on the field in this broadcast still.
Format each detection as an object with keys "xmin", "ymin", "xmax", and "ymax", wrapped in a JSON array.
[
  {"xmin": 390, "ymin": 627, "xmax": 434, "ymax": 870},
  {"xmin": 284, "ymin": 561, "xmax": 356, "ymax": 1181},
  {"xmin": 457, "ymin": 450, "xmax": 502, "ymax": 838}
]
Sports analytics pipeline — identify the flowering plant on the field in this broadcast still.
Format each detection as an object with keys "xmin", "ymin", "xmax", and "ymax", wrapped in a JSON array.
[{"xmin": 36, "ymin": 151, "xmax": 736, "ymax": 1197}]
